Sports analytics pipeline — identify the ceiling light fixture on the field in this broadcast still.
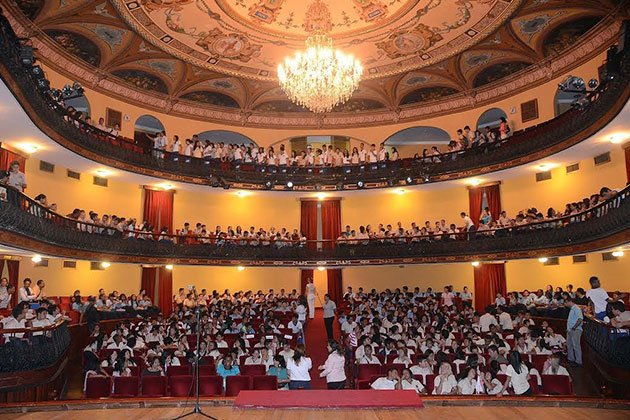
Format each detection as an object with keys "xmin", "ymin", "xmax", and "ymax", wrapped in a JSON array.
[
  {"xmin": 316, "ymin": 192, "xmax": 327, "ymax": 201},
  {"xmin": 471, "ymin": 261, "xmax": 480, "ymax": 267},
  {"xmin": 31, "ymin": 254, "xmax": 42, "ymax": 263},
  {"xmin": 538, "ymin": 257, "xmax": 548, "ymax": 263},
  {"xmin": 394, "ymin": 189, "xmax": 406, "ymax": 195},
  {"xmin": 165, "ymin": 264, "xmax": 174, "ymax": 270},
  {"xmin": 95, "ymin": 169, "xmax": 111, "ymax": 177},
  {"xmin": 317, "ymin": 266, "xmax": 326, "ymax": 271},
  {"xmin": 612, "ymin": 250, "xmax": 624, "ymax": 257},
  {"xmin": 237, "ymin": 266, "xmax": 245, "ymax": 271},
  {"xmin": 277, "ymin": 0, "xmax": 362, "ymax": 113},
  {"xmin": 16, "ymin": 143, "xmax": 40, "ymax": 154},
  {"xmin": 467, "ymin": 179, "xmax": 481, "ymax": 186},
  {"xmin": 101, "ymin": 262, "xmax": 111, "ymax": 269}
]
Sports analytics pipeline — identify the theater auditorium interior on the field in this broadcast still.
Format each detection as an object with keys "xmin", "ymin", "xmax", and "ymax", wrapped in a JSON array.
[{"xmin": 0, "ymin": 0, "xmax": 629, "ymax": 419}]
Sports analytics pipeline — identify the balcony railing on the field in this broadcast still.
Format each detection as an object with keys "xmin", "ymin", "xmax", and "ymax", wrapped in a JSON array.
[
  {"xmin": 583, "ymin": 316, "xmax": 630, "ymax": 369},
  {"xmin": 0, "ymin": 320, "xmax": 70, "ymax": 373},
  {"xmin": 0, "ymin": 11, "xmax": 628, "ymax": 190},
  {"xmin": 0, "ymin": 185, "xmax": 628, "ymax": 264}
]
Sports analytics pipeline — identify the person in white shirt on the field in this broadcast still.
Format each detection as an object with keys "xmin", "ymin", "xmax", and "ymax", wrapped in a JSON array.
[
  {"xmin": 2, "ymin": 303, "xmax": 27, "ymax": 340},
  {"xmin": 287, "ymin": 314, "xmax": 303, "ymax": 335},
  {"xmin": 7, "ymin": 161, "xmax": 27, "ymax": 192},
  {"xmin": 18, "ymin": 278, "xmax": 37, "ymax": 304},
  {"xmin": 460, "ymin": 212, "xmax": 474, "ymax": 231},
  {"xmin": 357, "ymin": 345, "xmax": 381, "ymax": 365},
  {"xmin": 433, "ymin": 362, "xmax": 457, "ymax": 395},
  {"xmin": 457, "ymin": 367, "xmax": 479, "ymax": 395},
  {"xmin": 244, "ymin": 348, "xmax": 263, "ymax": 365},
  {"xmin": 544, "ymin": 327, "xmax": 566, "ymax": 349},
  {"xmin": 371, "ymin": 368, "xmax": 401, "ymax": 390},
  {"xmin": 499, "ymin": 351, "xmax": 531, "ymax": 396},
  {"xmin": 287, "ymin": 345, "xmax": 312, "ymax": 389},
  {"xmin": 305, "ymin": 278, "xmax": 316, "ymax": 319},
  {"xmin": 400, "ymin": 368, "xmax": 425, "ymax": 394},
  {"xmin": 318, "ymin": 340, "xmax": 346, "ymax": 389},
  {"xmin": 497, "ymin": 306, "xmax": 514, "ymax": 331},
  {"xmin": 341, "ymin": 315, "xmax": 357, "ymax": 335},
  {"xmin": 542, "ymin": 354, "xmax": 571, "ymax": 378},
  {"xmin": 479, "ymin": 308, "xmax": 498, "ymax": 332},
  {"xmin": 483, "ymin": 370, "xmax": 504, "ymax": 395},
  {"xmin": 0, "ymin": 277, "xmax": 14, "ymax": 309},
  {"xmin": 495, "ymin": 293, "xmax": 506, "ymax": 306},
  {"xmin": 410, "ymin": 357, "xmax": 433, "ymax": 377},
  {"xmin": 31, "ymin": 307, "xmax": 52, "ymax": 338},
  {"xmin": 586, "ymin": 276, "xmax": 609, "ymax": 320}
]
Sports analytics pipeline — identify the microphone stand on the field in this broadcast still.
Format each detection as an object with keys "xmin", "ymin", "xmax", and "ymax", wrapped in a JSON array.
[{"xmin": 173, "ymin": 287, "xmax": 217, "ymax": 420}]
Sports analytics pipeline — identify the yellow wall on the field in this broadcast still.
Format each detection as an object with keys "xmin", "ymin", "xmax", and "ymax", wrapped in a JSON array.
[
  {"xmin": 25, "ymin": 158, "xmax": 143, "ymax": 220},
  {"xmin": 343, "ymin": 264, "xmax": 473, "ymax": 291},
  {"xmin": 173, "ymin": 190, "xmax": 301, "ymax": 231},
  {"xmin": 501, "ymin": 147, "xmax": 627, "ymax": 215},
  {"xmin": 40, "ymin": 51, "xmax": 607, "ymax": 150}
]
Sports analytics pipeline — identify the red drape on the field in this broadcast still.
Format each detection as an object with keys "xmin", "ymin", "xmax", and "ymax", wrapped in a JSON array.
[
  {"xmin": 0, "ymin": 147, "xmax": 26, "ymax": 173},
  {"xmin": 321, "ymin": 200, "xmax": 341, "ymax": 250},
  {"xmin": 469, "ymin": 184, "xmax": 501, "ymax": 225},
  {"xmin": 474, "ymin": 263, "xmax": 507, "ymax": 312},
  {"xmin": 7, "ymin": 260, "xmax": 19, "ymax": 308},
  {"xmin": 300, "ymin": 269, "xmax": 313, "ymax": 296},
  {"xmin": 625, "ymin": 145, "xmax": 630, "ymax": 183},
  {"xmin": 300, "ymin": 201, "xmax": 318, "ymax": 249},
  {"xmin": 327, "ymin": 269, "xmax": 343, "ymax": 304},
  {"xmin": 141, "ymin": 267, "xmax": 158, "ymax": 303},
  {"xmin": 143, "ymin": 189, "xmax": 174, "ymax": 233},
  {"xmin": 158, "ymin": 267, "xmax": 173, "ymax": 316}
]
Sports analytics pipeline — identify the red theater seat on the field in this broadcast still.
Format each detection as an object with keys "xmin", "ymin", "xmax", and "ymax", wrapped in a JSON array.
[
  {"xmin": 240, "ymin": 364, "xmax": 266, "ymax": 376},
  {"xmin": 169, "ymin": 375, "xmax": 194, "ymax": 397},
  {"xmin": 167, "ymin": 365, "xmax": 191, "ymax": 377},
  {"xmin": 112, "ymin": 376, "xmax": 139, "ymax": 398},
  {"xmin": 423, "ymin": 374, "xmax": 435, "ymax": 395},
  {"xmin": 357, "ymin": 364, "xmax": 381, "ymax": 381},
  {"xmin": 198, "ymin": 376, "xmax": 223, "ymax": 396},
  {"xmin": 141, "ymin": 375, "xmax": 168, "ymax": 397},
  {"xmin": 225, "ymin": 375, "xmax": 252, "ymax": 397},
  {"xmin": 198, "ymin": 364, "xmax": 216, "ymax": 376},
  {"xmin": 252, "ymin": 375, "xmax": 278, "ymax": 390},
  {"xmin": 529, "ymin": 355, "xmax": 547, "ymax": 373},
  {"xmin": 529, "ymin": 377, "xmax": 540, "ymax": 395},
  {"xmin": 541, "ymin": 375, "xmax": 573, "ymax": 395},
  {"xmin": 85, "ymin": 376, "xmax": 111, "ymax": 399}
]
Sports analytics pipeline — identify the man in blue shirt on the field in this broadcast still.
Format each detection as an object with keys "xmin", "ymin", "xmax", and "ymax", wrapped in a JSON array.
[
  {"xmin": 566, "ymin": 297, "xmax": 583, "ymax": 367},
  {"xmin": 216, "ymin": 355, "xmax": 240, "ymax": 386}
]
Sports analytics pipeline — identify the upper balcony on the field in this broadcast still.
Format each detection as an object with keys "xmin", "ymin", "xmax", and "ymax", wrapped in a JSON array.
[{"xmin": 0, "ymin": 9, "xmax": 629, "ymax": 191}]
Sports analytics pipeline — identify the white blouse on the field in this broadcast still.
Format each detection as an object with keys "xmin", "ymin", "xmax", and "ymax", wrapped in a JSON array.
[
  {"xmin": 319, "ymin": 352, "xmax": 346, "ymax": 383},
  {"xmin": 287, "ymin": 356, "xmax": 312, "ymax": 381}
]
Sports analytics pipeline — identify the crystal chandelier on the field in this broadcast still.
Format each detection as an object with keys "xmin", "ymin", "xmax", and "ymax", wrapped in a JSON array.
[{"xmin": 277, "ymin": 0, "xmax": 363, "ymax": 113}]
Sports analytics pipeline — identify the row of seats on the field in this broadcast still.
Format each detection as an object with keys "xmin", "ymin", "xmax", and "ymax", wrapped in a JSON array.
[
  {"xmin": 100, "ymin": 364, "xmax": 268, "ymax": 378},
  {"xmin": 85, "ymin": 374, "xmax": 277, "ymax": 398}
]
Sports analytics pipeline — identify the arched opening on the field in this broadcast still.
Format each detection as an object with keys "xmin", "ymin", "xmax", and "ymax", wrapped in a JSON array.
[
  {"xmin": 134, "ymin": 115, "xmax": 165, "ymax": 147},
  {"xmin": 384, "ymin": 126, "xmax": 452, "ymax": 158},
  {"xmin": 65, "ymin": 95, "xmax": 91, "ymax": 118},
  {"xmin": 476, "ymin": 108, "xmax": 507, "ymax": 131},
  {"xmin": 196, "ymin": 130, "xmax": 257, "ymax": 147}
]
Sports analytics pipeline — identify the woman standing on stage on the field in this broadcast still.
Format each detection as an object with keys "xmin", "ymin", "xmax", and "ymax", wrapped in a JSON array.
[
  {"xmin": 318, "ymin": 340, "xmax": 347, "ymax": 390},
  {"xmin": 305, "ymin": 278, "xmax": 316, "ymax": 319}
]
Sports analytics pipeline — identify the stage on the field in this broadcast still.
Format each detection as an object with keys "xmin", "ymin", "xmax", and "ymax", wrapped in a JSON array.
[{"xmin": 234, "ymin": 390, "xmax": 423, "ymax": 408}]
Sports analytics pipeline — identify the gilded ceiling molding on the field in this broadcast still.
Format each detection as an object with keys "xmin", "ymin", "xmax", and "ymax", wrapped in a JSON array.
[{"xmin": 2, "ymin": 9, "xmax": 621, "ymax": 129}]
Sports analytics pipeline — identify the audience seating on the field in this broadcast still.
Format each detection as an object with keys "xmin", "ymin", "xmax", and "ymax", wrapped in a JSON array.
[
  {"xmin": 357, "ymin": 364, "xmax": 381, "ymax": 381},
  {"xmin": 112, "ymin": 376, "xmax": 139, "ymax": 398},
  {"xmin": 541, "ymin": 375, "xmax": 573, "ymax": 395},
  {"xmin": 240, "ymin": 364, "xmax": 266, "ymax": 376},
  {"xmin": 225, "ymin": 375, "xmax": 252, "ymax": 397},
  {"xmin": 198, "ymin": 365, "xmax": 216, "ymax": 376},
  {"xmin": 141, "ymin": 376, "xmax": 168, "ymax": 397},
  {"xmin": 424, "ymin": 374, "xmax": 436, "ymax": 395},
  {"xmin": 252, "ymin": 375, "xmax": 278, "ymax": 390},
  {"xmin": 167, "ymin": 366, "xmax": 191, "ymax": 377},
  {"xmin": 169, "ymin": 375, "xmax": 194, "ymax": 397},
  {"xmin": 198, "ymin": 376, "xmax": 224, "ymax": 396},
  {"xmin": 85, "ymin": 376, "xmax": 111, "ymax": 399}
]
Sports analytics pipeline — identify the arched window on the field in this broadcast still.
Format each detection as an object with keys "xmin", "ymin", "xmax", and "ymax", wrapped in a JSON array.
[
  {"xmin": 476, "ymin": 108, "xmax": 507, "ymax": 131},
  {"xmin": 384, "ymin": 126, "xmax": 451, "ymax": 145},
  {"xmin": 196, "ymin": 130, "xmax": 256, "ymax": 147},
  {"xmin": 134, "ymin": 115, "xmax": 165, "ymax": 145},
  {"xmin": 65, "ymin": 95, "xmax": 91, "ymax": 118}
]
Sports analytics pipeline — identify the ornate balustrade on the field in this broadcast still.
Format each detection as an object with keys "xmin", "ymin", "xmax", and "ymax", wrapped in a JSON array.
[
  {"xmin": 0, "ymin": 185, "xmax": 628, "ymax": 266},
  {"xmin": 583, "ymin": 317, "xmax": 630, "ymax": 369},
  {"xmin": 0, "ymin": 11, "xmax": 629, "ymax": 190}
]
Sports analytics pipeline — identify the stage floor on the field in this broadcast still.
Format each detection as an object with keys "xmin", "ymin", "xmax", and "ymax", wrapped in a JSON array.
[{"xmin": 1, "ymin": 406, "xmax": 629, "ymax": 420}]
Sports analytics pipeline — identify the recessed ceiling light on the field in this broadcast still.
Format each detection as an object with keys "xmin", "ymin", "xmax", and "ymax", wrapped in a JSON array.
[
  {"xmin": 237, "ymin": 265, "xmax": 245, "ymax": 271},
  {"xmin": 466, "ymin": 179, "xmax": 481, "ymax": 186},
  {"xmin": 165, "ymin": 264, "xmax": 174, "ymax": 270},
  {"xmin": 100, "ymin": 261, "xmax": 111, "ymax": 268},
  {"xmin": 317, "ymin": 266, "xmax": 326, "ymax": 271},
  {"xmin": 31, "ymin": 254, "xmax": 42, "ymax": 263},
  {"xmin": 16, "ymin": 143, "xmax": 40, "ymax": 154},
  {"xmin": 316, "ymin": 192, "xmax": 327, "ymax": 200},
  {"xmin": 612, "ymin": 250, "xmax": 624, "ymax": 257},
  {"xmin": 471, "ymin": 261, "xmax": 480, "ymax": 267},
  {"xmin": 538, "ymin": 257, "xmax": 548, "ymax": 263},
  {"xmin": 95, "ymin": 169, "xmax": 112, "ymax": 177}
]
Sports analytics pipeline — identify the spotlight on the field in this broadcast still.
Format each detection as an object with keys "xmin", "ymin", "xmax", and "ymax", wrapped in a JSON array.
[
  {"xmin": 538, "ymin": 257, "xmax": 548, "ymax": 263},
  {"xmin": 406, "ymin": 176, "xmax": 413, "ymax": 185},
  {"xmin": 165, "ymin": 264, "xmax": 174, "ymax": 270},
  {"xmin": 588, "ymin": 78, "xmax": 599, "ymax": 89},
  {"xmin": 356, "ymin": 181, "xmax": 365, "ymax": 189},
  {"xmin": 612, "ymin": 250, "xmax": 624, "ymax": 258},
  {"xmin": 422, "ymin": 174, "xmax": 430, "ymax": 183},
  {"xmin": 286, "ymin": 181, "xmax": 294, "ymax": 190},
  {"xmin": 31, "ymin": 66, "xmax": 44, "ymax": 77},
  {"xmin": 471, "ymin": 261, "xmax": 480, "ymax": 267},
  {"xmin": 101, "ymin": 261, "xmax": 111, "ymax": 269},
  {"xmin": 315, "ymin": 183, "xmax": 322, "ymax": 191},
  {"xmin": 31, "ymin": 255, "xmax": 42, "ymax": 263},
  {"xmin": 264, "ymin": 181, "xmax": 273, "ymax": 190},
  {"xmin": 317, "ymin": 266, "xmax": 326, "ymax": 271},
  {"xmin": 336, "ymin": 182, "xmax": 344, "ymax": 191},
  {"xmin": 36, "ymin": 78, "xmax": 50, "ymax": 92},
  {"xmin": 20, "ymin": 45, "xmax": 34, "ymax": 66}
]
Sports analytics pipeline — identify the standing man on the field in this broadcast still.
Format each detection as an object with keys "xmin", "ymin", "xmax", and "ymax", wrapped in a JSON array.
[
  {"xmin": 7, "ymin": 161, "xmax": 26, "ymax": 192},
  {"xmin": 305, "ymin": 278, "xmax": 316, "ymax": 319},
  {"xmin": 566, "ymin": 297, "xmax": 583, "ymax": 367},
  {"xmin": 322, "ymin": 294, "xmax": 337, "ymax": 340},
  {"xmin": 18, "ymin": 278, "xmax": 37, "ymax": 304},
  {"xmin": 586, "ymin": 276, "xmax": 609, "ymax": 320}
]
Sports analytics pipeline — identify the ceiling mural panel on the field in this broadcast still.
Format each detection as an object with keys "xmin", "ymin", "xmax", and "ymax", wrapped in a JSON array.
[
  {"xmin": 472, "ymin": 60, "xmax": 531, "ymax": 88},
  {"xmin": 400, "ymin": 86, "xmax": 460, "ymax": 105},
  {"xmin": 111, "ymin": 69, "xmax": 169, "ymax": 94},
  {"xmin": 331, "ymin": 98, "xmax": 386, "ymax": 112},
  {"xmin": 13, "ymin": 0, "xmax": 44, "ymax": 20},
  {"xmin": 43, "ymin": 29, "xmax": 102, "ymax": 67},
  {"xmin": 180, "ymin": 90, "xmax": 241, "ymax": 108},
  {"xmin": 542, "ymin": 16, "xmax": 602, "ymax": 57}
]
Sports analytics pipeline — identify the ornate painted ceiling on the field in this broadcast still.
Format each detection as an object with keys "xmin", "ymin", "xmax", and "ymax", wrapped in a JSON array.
[{"xmin": 8, "ymin": 0, "xmax": 625, "ymax": 117}]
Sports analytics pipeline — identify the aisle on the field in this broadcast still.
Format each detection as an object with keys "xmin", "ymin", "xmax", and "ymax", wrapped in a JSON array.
[{"xmin": 304, "ymin": 308, "xmax": 340, "ymax": 389}]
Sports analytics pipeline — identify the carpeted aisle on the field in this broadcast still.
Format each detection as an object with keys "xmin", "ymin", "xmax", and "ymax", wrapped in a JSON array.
[{"xmin": 304, "ymin": 308, "xmax": 341, "ymax": 389}]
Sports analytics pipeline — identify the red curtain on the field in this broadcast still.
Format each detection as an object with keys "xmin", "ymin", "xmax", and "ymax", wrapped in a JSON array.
[
  {"xmin": 300, "ymin": 269, "xmax": 313, "ymax": 296},
  {"xmin": 327, "ymin": 269, "xmax": 343, "ymax": 304},
  {"xmin": 321, "ymin": 200, "xmax": 342, "ymax": 250},
  {"xmin": 7, "ymin": 261, "xmax": 19, "ymax": 308},
  {"xmin": 141, "ymin": 267, "xmax": 158, "ymax": 303},
  {"xmin": 469, "ymin": 184, "xmax": 501, "ymax": 225},
  {"xmin": 474, "ymin": 263, "xmax": 507, "ymax": 312},
  {"xmin": 300, "ymin": 200, "xmax": 318, "ymax": 249},
  {"xmin": 625, "ymin": 145, "xmax": 630, "ymax": 183},
  {"xmin": 143, "ymin": 189, "xmax": 174, "ymax": 233},
  {"xmin": 158, "ymin": 267, "xmax": 173, "ymax": 316},
  {"xmin": 0, "ymin": 147, "xmax": 26, "ymax": 173},
  {"xmin": 468, "ymin": 188, "xmax": 483, "ymax": 227}
]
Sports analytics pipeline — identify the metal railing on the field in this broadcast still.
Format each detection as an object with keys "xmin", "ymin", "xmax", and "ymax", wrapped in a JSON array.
[
  {"xmin": 0, "ymin": 320, "xmax": 70, "ymax": 373},
  {"xmin": 0, "ymin": 10, "xmax": 628, "ymax": 190},
  {"xmin": 1, "ymin": 185, "xmax": 628, "ymax": 262},
  {"xmin": 583, "ymin": 316, "xmax": 630, "ymax": 368}
]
